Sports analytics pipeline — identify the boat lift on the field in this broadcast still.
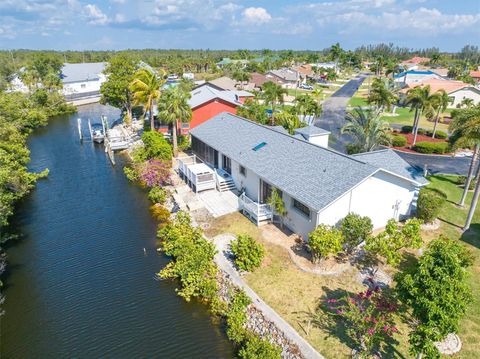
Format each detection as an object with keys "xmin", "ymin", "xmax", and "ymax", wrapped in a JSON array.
[{"xmin": 77, "ymin": 118, "xmax": 95, "ymax": 143}]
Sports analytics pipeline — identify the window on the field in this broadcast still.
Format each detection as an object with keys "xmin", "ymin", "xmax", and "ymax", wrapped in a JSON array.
[
  {"xmin": 293, "ymin": 199, "xmax": 310, "ymax": 218},
  {"xmin": 260, "ymin": 180, "xmax": 282, "ymax": 204},
  {"xmin": 80, "ymin": 84, "xmax": 86, "ymax": 89},
  {"xmin": 239, "ymin": 165, "xmax": 246, "ymax": 176}
]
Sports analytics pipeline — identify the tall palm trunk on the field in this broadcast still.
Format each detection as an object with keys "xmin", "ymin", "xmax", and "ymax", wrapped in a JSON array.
[
  {"xmin": 432, "ymin": 107, "xmax": 441, "ymax": 139},
  {"xmin": 412, "ymin": 109, "xmax": 421, "ymax": 146},
  {"xmin": 172, "ymin": 121, "xmax": 178, "ymax": 157},
  {"xmin": 150, "ymin": 110, "xmax": 155, "ymax": 131},
  {"xmin": 412, "ymin": 108, "xmax": 419, "ymax": 134},
  {"xmin": 463, "ymin": 163, "xmax": 480, "ymax": 231},
  {"xmin": 460, "ymin": 145, "xmax": 479, "ymax": 207}
]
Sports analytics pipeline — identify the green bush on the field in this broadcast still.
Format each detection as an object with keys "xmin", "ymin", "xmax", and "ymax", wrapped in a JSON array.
[
  {"xmin": 231, "ymin": 235, "xmax": 265, "ymax": 272},
  {"xmin": 430, "ymin": 130, "xmax": 448, "ymax": 139},
  {"xmin": 225, "ymin": 290, "xmax": 251, "ymax": 344},
  {"xmin": 391, "ymin": 134, "xmax": 407, "ymax": 147},
  {"xmin": 148, "ymin": 186, "xmax": 168, "ymax": 204},
  {"xmin": 416, "ymin": 188, "xmax": 447, "ymax": 223},
  {"xmin": 178, "ymin": 134, "xmax": 191, "ymax": 151},
  {"xmin": 401, "ymin": 125, "xmax": 413, "ymax": 133},
  {"xmin": 413, "ymin": 141, "xmax": 450, "ymax": 154},
  {"xmin": 339, "ymin": 213, "xmax": 373, "ymax": 252},
  {"xmin": 417, "ymin": 128, "xmax": 427, "ymax": 135},
  {"xmin": 141, "ymin": 131, "xmax": 173, "ymax": 161},
  {"xmin": 346, "ymin": 143, "xmax": 363, "ymax": 155},
  {"xmin": 238, "ymin": 335, "xmax": 282, "ymax": 359},
  {"xmin": 457, "ymin": 176, "xmax": 477, "ymax": 191},
  {"xmin": 308, "ymin": 225, "xmax": 344, "ymax": 262},
  {"xmin": 150, "ymin": 205, "xmax": 171, "ymax": 226}
]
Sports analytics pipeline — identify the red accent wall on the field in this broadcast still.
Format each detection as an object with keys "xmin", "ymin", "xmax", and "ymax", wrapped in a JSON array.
[{"xmin": 190, "ymin": 98, "xmax": 238, "ymax": 129}]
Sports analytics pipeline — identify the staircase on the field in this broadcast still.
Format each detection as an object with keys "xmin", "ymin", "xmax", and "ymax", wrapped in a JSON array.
[{"xmin": 215, "ymin": 168, "xmax": 236, "ymax": 192}]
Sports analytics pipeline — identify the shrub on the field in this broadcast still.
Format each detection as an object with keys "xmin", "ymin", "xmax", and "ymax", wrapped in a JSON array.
[
  {"xmin": 391, "ymin": 134, "xmax": 407, "ymax": 147},
  {"xmin": 123, "ymin": 165, "xmax": 139, "ymax": 182},
  {"xmin": 141, "ymin": 131, "xmax": 173, "ymax": 161},
  {"xmin": 148, "ymin": 186, "xmax": 168, "ymax": 204},
  {"xmin": 432, "ymin": 130, "xmax": 448, "ymax": 139},
  {"xmin": 401, "ymin": 125, "xmax": 413, "ymax": 133},
  {"xmin": 417, "ymin": 128, "xmax": 426, "ymax": 135},
  {"xmin": 150, "ymin": 205, "xmax": 171, "ymax": 226},
  {"xmin": 416, "ymin": 188, "xmax": 446, "ymax": 223},
  {"xmin": 308, "ymin": 225, "xmax": 344, "ymax": 262},
  {"xmin": 230, "ymin": 235, "xmax": 265, "ymax": 272},
  {"xmin": 413, "ymin": 141, "xmax": 450, "ymax": 154},
  {"xmin": 457, "ymin": 175, "xmax": 477, "ymax": 191},
  {"xmin": 178, "ymin": 134, "xmax": 191, "ymax": 151},
  {"xmin": 346, "ymin": 143, "xmax": 363, "ymax": 155},
  {"xmin": 238, "ymin": 335, "xmax": 282, "ymax": 359},
  {"xmin": 158, "ymin": 212, "xmax": 218, "ymax": 302},
  {"xmin": 139, "ymin": 159, "xmax": 172, "ymax": 187},
  {"xmin": 365, "ymin": 218, "xmax": 423, "ymax": 266},
  {"xmin": 225, "ymin": 290, "xmax": 251, "ymax": 344},
  {"xmin": 339, "ymin": 213, "xmax": 373, "ymax": 252}
]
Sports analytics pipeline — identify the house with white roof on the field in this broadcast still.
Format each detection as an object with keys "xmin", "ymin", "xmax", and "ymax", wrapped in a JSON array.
[
  {"xmin": 178, "ymin": 113, "xmax": 428, "ymax": 240},
  {"xmin": 60, "ymin": 62, "xmax": 107, "ymax": 100},
  {"xmin": 394, "ymin": 70, "xmax": 443, "ymax": 86}
]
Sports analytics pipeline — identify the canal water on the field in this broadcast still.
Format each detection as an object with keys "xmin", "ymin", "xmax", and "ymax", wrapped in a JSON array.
[{"xmin": 1, "ymin": 104, "xmax": 233, "ymax": 358}]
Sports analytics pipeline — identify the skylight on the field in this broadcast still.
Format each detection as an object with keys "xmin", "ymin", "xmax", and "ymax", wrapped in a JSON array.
[{"xmin": 252, "ymin": 142, "xmax": 267, "ymax": 151}]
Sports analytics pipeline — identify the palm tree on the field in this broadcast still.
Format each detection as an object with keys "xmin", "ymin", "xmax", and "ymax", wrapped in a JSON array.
[
  {"xmin": 449, "ymin": 108, "xmax": 480, "ymax": 214},
  {"xmin": 430, "ymin": 53, "xmax": 441, "ymax": 64},
  {"xmin": 431, "ymin": 90, "xmax": 450, "ymax": 138},
  {"xmin": 404, "ymin": 85, "xmax": 437, "ymax": 146},
  {"xmin": 341, "ymin": 107, "xmax": 391, "ymax": 153},
  {"xmin": 368, "ymin": 78, "xmax": 398, "ymax": 112},
  {"xmin": 294, "ymin": 94, "xmax": 321, "ymax": 118},
  {"xmin": 157, "ymin": 86, "xmax": 192, "ymax": 157},
  {"xmin": 262, "ymin": 81, "xmax": 287, "ymax": 126},
  {"xmin": 129, "ymin": 68, "xmax": 165, "ymax": 131},
  {"xmin": 459, "ymin": 98, "xmax": 474, "ymax": 109}
]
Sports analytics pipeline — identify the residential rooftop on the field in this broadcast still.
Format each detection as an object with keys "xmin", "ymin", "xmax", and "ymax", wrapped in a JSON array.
[
  {"xmin": 188, "ymin": 85, "xmax": 252, "ymax": 109},
  {"xmin": 60, "ymin": 62, "xmax": 106, "ymax": 84}
]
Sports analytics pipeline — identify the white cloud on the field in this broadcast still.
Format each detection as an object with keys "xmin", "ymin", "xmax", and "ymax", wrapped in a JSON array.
[
  {"xmin": 242, "ymin": 7, "xmax": 272, "ymax": 24},
  {"xmin": 84, "ymin": 4, "xmax": 109, "ymax": 25},
  {"xmin": 0, "ymin": 24, "xmax": 16, "ymax": 39}
]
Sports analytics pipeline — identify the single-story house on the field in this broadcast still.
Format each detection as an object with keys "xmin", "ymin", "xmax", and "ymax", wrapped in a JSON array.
[
  {"xmin": 394, "ymin": 70, "xmax": 443, "ymax": 86},
  {"xmin": 266, "ymin": 68, "xmax": 300, "ymax": 88},
  {"xmin": 400, "ymin": 56, "xmax": 431, "ymax": 70},
  {"xmin": 60, "ymin": 62, "xmax": 107, "ymax": 99},
  {"xmin": 159, "ymin": 84, "xmax": 253, "ymax": 135},
  {"xmin": 293, "ymin": 64, "xmax": 315, "ymax": 81},
  {"xmin": 470, "ymin": 70, "xmax": 480, "ymax": 85},
  {"xmin": 400, "ymin": 78, "xmax": 480, "ymax": 108},
  {"xmin": 208, "ymin": 76, "xmax": 255, "ymax": 91},
  {"xmin": 216, "ymin": 58, "xmax": 249, "ymax": 69},
  {"xmin": 186, "ymin": 113, "xmax": 428, "ymax": 240},
  {"xmin": 250, "ymin": 72, "xmax": 271, "ymax": 90}
]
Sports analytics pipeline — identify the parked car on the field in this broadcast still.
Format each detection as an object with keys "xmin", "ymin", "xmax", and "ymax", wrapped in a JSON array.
[{"xmin": 299, "ymin": 84, "xmax": 314, "ymax": 90}]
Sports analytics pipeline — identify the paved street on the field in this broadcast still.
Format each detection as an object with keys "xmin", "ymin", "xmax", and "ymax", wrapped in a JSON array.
[
  {"xmin": 314, "ymin": 74, "xmax": 474, "ymax": 176},
  {"xmin": 314, "ymin": 73, "xmax": 368, "ymax": 152}
]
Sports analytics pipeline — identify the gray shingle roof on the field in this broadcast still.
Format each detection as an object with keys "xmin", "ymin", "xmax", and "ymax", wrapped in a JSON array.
[
  {"xmin": 190, "ymin": 113, "xmax": 379, "ymax": 211},
  {"xmin": 61, "ymin": 62, "xmax": 106, "ymax": 84},
  {"xmin": 188, "ymin": 85, "xmax": 252, "ymax": 109},
  {"xmin": 294, "ymin": 125, "xmax": 330, "ymax": 138},
  {"xmin": 352, "ymin": 149, "xmax": 429, "ymax": 186}
]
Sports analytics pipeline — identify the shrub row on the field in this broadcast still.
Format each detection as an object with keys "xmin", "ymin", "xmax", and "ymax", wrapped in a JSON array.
[
  {"xmin": 400, "ymin": 126, "xmax": 448, "ymax": 139},
  {"xmin": 413, "ymin": 141, "xmax": 450, "ymax": 154}
]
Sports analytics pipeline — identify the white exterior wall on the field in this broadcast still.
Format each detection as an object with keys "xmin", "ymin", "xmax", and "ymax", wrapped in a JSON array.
[
  {"xmin": 282, "ymin": 193, "xmax": 317, "ymax": 241},
  {"xmin": 62, "ymin": 74, "xmax": 106, "ymax": 96},
  {"xmin": 229, "ymin": 158, "xmax": 261, "ymax": 202},
  {"xmin": 318, "ymin": 171, "xmax": 418, "ymax": 230},
  {"xmin": 308, "ymin": 134, "xmax": 329, "ymax": 148},
  {"xmin": 448, "ymin": 88, "xmax": 480, "ymax": 108}
]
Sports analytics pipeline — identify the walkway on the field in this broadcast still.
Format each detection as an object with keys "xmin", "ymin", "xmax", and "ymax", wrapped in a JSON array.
[{"xmin": 213, "ymin": 234, "xmax": 325, "ymax": 359}]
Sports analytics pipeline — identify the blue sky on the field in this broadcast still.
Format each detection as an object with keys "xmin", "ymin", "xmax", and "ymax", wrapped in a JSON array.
[{"xmin": 0, "ymin": 0, "xmax": 479, "ymax": 51}]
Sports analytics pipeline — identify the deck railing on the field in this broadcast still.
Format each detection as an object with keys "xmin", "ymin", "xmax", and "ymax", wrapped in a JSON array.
[{"xmin": 238, "ymin": 192, "xmax": 272, "ymax": 225}]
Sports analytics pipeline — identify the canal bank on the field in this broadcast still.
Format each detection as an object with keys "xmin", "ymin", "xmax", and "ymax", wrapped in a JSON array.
[{"xmin": 0, "ymin": 103, "xmax": 233, "ymax": 358}]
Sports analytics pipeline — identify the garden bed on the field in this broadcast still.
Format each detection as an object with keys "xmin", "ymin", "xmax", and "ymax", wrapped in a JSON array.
[{"xmin": 390, "ymin": 131, "xmax": 452, "ymax": 155}]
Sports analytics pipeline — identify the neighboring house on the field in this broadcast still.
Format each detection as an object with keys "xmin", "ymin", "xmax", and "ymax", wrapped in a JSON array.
[
  {"xmin": 394, "ymin": 70, "xmax": 443, "ymax": 86},
  {"xmin": 250, "ymin": 72, "xmax": 271, "ymax": 90},
  {"xmin": 400, "ymin": 78, "xmax": 480, "ymax": 108},
  {"xmin": 400, "ymin": 56, "xmax": 430, "ymax": 70},
  {"xmin": 159, "ymin": 84, "xmax": 253, "ymax": 135},
  {"xmin": 9, "ymin": 69, "xmax": 29, "ymax": 93},
  {"xmin": 209, "ymin": 76, "xmax": 238, "ymax": 91},
  {"xmin": 430, "ymin": 68, "xmax": 449, "ymax": 78},
  {"xmin": 186, "ymin": 113, "xmax": 427, "ymax": 240},
  {"xmin": 266, "ymin": 68, "xmax": 299, "ymax": 88},
  {"xmin": 61, "ymin": 62, "xmax": 107, "ymax": 100},
  {"xmin": 293, "ymin": 64, "xmax": 314, "ymax": 81},
  {"xmin": 470, "ymin": 70, "xmax": 480, "ymax": 85}
]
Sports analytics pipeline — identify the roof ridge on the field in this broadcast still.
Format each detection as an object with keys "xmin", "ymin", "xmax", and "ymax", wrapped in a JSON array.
[{"xmin": 220, "ymin": 112, "xmax": 374, "ymax": 166}]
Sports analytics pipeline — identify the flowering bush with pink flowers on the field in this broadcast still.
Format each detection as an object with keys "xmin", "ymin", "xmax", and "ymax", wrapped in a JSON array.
[
  {"xmin": 324, "ymin": 280, "xmax": 398, "ymax": 357},
  {"xmin": 139, "ymin": 159, "xmax": 172, "ymax": 187}
]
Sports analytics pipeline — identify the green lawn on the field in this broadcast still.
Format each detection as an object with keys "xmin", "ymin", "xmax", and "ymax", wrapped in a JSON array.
[
  {"xmin": 380, "ymin": 107, "xmax": 451, "ymax": 132},
  {"xmin": 348, "ymin": 96, "xmax": 369, "ymax": 107}
]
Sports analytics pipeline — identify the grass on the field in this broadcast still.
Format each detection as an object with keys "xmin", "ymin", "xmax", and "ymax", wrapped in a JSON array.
[
  {"xmin": 348, "ymin": 96, "xmax": 369, "ymax": 107},
  {"xmin": 380, "ymin": 107, "xmax": 450, "ymax": 132},
  {"xmin": 207, "ymin": 175, "xmax": 480, "ymax": 358}
]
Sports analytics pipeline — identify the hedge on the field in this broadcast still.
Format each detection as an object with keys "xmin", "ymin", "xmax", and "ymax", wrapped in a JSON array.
[
  {"xmin": 391, "ymin": 135, "xmax": 407, "ymax": 147},
  {"xmin": 426, "ymin": 130, "xmax": 448, "ymax": 139},
  {"xmin": 401, "ymin": 125, "xmax": 425, "ymax": 135},
  {"xmin": 413, "ymin": 141, "xmax": 450, "ymax": 154}
]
